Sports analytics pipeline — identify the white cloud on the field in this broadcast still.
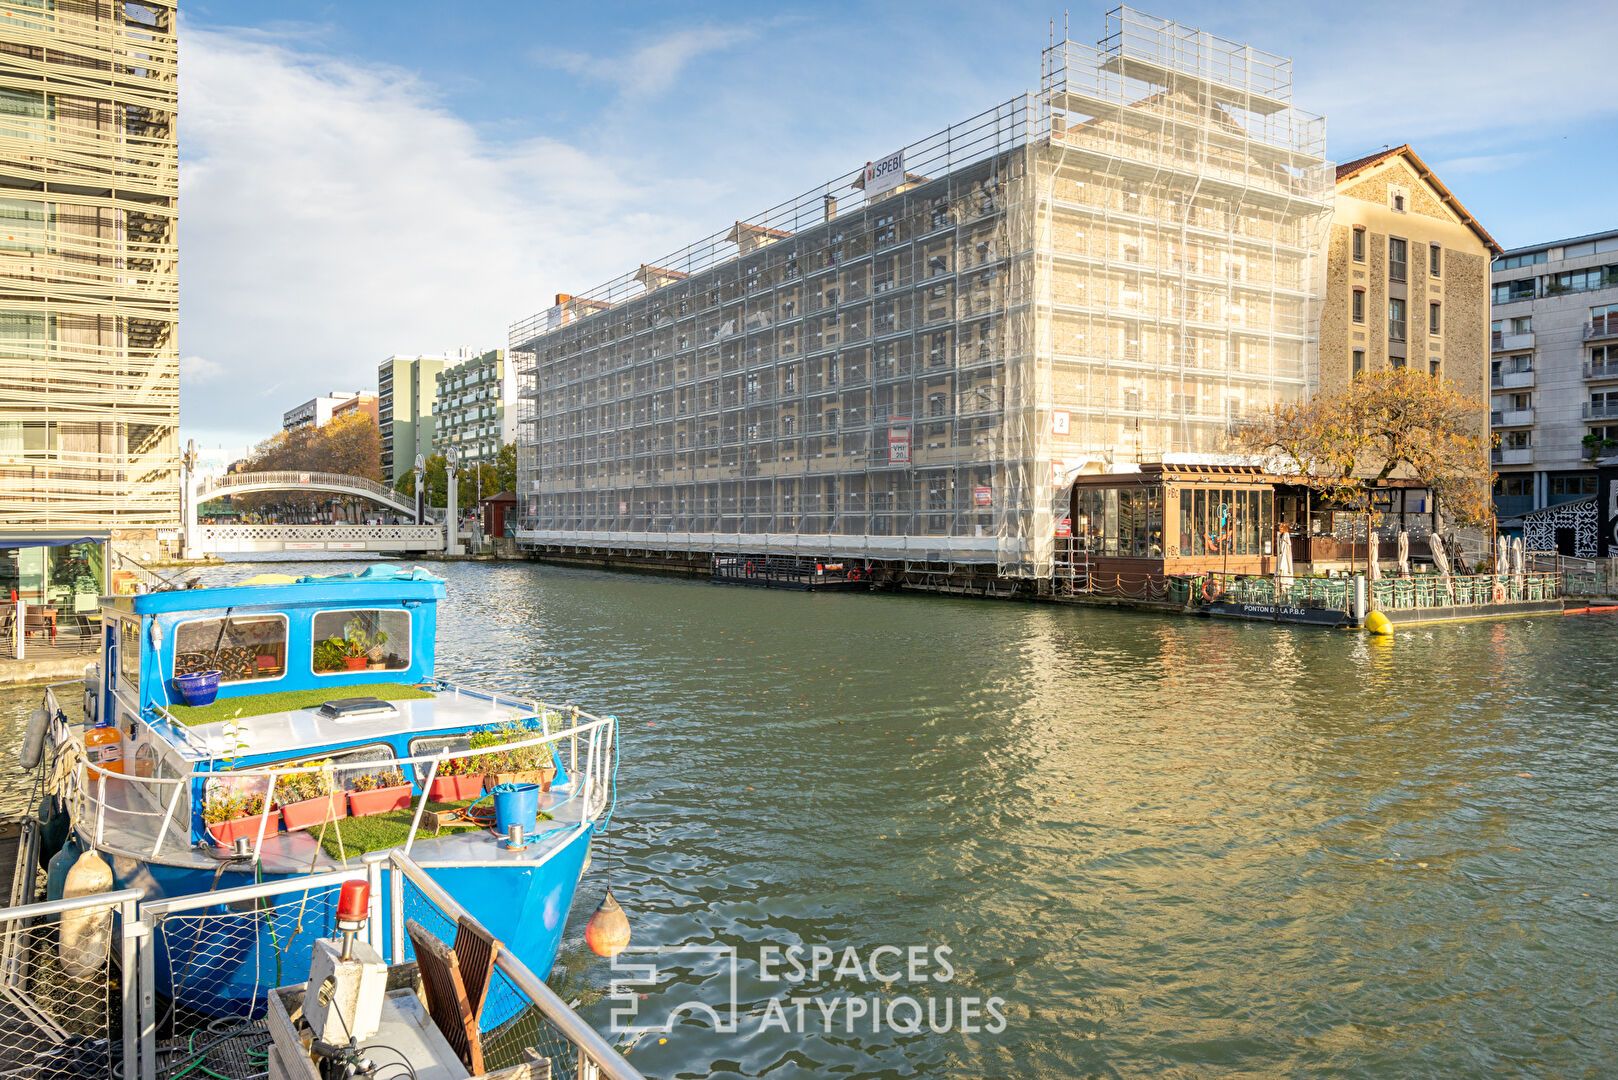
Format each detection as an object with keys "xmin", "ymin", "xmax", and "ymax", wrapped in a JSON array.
[
  {"xmin": 179, "ymin": 354, "xmax": 223, "ymax": 381},
  {"xmin": 1431, "ymin": 152, "xmax": 1533, "ymax": 176},
  {"xmin": 536, "ymin": 26, "xmax": 757, "ymax": 99},
  {"xmin": 178, "ymin": 26, "xmax": 702, "ymax": 444}
]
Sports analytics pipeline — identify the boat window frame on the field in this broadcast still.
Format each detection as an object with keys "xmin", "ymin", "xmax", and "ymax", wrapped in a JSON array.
[
  {"xmin": 308, "ymin": 606, "xmax": 414, "ymax": 677},
  {"xmin": 170, "ymin": 611, "xmax": 291, "ymax": 688},
  {"xmin": 206, "ymin": 741, "xmax": 400, "ymax": 801}
]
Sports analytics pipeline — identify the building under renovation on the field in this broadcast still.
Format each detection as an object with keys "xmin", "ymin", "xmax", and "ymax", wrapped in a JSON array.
[{"xmin": 511, "ymin": 8, "xmax": 1332, "ymax": 582}]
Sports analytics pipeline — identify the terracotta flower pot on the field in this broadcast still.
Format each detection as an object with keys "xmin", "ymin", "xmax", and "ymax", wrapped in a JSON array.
[
  {"xmin": 347, "ymin": 783, "xmax": 412, "ymax": 817},
  {"xmin": 428, "ymin": 774, "xmax": 484, "ymax": 802},
  {"xmin": 206, "ymin": 810, "xmax": 279, "ymax": 848},
  {"xmin": 280, "ymin": 793, "xmax": 349, "ymax": 831},
  {"xmin": 343, "ymin": 656, "xmax": 368, "ymax": 671},
  {"xmin": 482, "ymin": 765, "xmax": 557, "ymax": 794}
]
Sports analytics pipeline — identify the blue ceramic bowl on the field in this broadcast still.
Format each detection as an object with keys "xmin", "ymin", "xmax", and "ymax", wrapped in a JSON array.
[{"xmin": 173, "ymin": 669, "xmax": 222, "ymax": 707}]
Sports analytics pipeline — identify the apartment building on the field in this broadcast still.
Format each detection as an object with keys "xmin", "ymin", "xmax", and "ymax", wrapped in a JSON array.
[
  {"xmin": 1487, "ymin": 228, "xmax": 1618, "ymax": 522},
  {"xmin": 432, "ymin": 349, "xmax": 513, "ymax": 467},
  {"xmin": 379, "ymin": 352, "xmax": 463, "ymax": 485},
  {"xmin": 1319, "ymin": 146, "xmax": 1498, "ymax": 406},
  {"xmin": 282, "ymin": 391, "xmax": 372, "ymax": 433},
  {"xmin": 0, "ymin": 2, "xmax": 178, "ymax": 530},
  {"xmin": 510, "ymin": 9, "xmax": 1332, "ymax": 581}
]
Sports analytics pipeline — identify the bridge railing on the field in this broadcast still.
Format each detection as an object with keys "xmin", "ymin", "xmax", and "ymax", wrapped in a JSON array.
[{"xmin": 198, "ymin": 469, "xmax": 406, "ymax": 506}]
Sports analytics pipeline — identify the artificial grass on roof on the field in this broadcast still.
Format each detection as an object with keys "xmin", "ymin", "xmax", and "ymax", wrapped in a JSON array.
[
  {"xmin": 166, "ymin": 682, "xmax": 435, "ymax": 727},
  {"xmin": 312, "ymin": 798, "xmax": 553, "ymax": 861}
]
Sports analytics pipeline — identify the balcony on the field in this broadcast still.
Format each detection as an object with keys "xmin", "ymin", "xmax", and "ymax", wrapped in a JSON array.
[
  {"xmin": 1586, "ymin": 318, "xmax": 1618, "ymax": 342},
  {"xmin": 1492, "ymin": 331, "xmax": 1534, "ymax": 352},
  {"xmin": 1583, "ymin": 401, "xmax": 1618, "ymax": 421},
  {"xmin": 1491, "ymin": 408, "xmax": 1535, "ymax": 427},
  {"xmin": 1586, "ymin": 361, "xmax": 1618, "ymax": 381},
  {"xmin": 1492, "ymin": 447, "xmax": 1533, "ymax": 465},
  {"xmin": 1492, "ymin": 368, "xmax": 1535, "ymax": 389}
]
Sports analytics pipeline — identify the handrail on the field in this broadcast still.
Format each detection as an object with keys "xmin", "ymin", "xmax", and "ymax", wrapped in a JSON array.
[
  {"xmin": 388, "ymin": 850, "xmax": 648, "ymax": 1080},
  {"xmin": 66, "ymin": 710, "xmax": 617, "ymax": 865},
  {"xmin": 0, "ymin": 886, "xmax": 143, "ymax": 923}
]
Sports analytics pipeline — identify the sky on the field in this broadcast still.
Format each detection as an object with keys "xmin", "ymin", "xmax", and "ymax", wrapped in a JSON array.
[{"xmin": 177, "ymin": 0, "xmax": 1618, "ymax": 450}]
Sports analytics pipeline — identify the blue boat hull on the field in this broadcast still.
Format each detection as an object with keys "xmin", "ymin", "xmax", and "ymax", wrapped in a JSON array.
[{"xmin": 108, "ymin": 826, "xmax": 592, "ymax": 1019}]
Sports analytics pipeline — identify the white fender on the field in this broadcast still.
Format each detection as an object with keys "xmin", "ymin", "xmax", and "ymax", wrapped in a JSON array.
[
  {"xmin": 58, "ymin": 849, "xmax": 114, "ymax": 979},
  {"xmin": 82, "ymin": 662, "xmax": 99, "ymax": 726},
  {"xmin": 19, "ymin": 706, "xmax": 47, "ymax": 771}
]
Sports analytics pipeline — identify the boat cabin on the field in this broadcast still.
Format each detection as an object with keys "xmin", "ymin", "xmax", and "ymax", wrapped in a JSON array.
[{"xmin": 76, "ymin": 567, "xmax": 606, "ymax": 869}]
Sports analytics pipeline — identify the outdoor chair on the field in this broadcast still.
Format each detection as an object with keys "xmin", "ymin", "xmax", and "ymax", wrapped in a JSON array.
[{"xmin": 405, "ymin": 916, "xmax": 503, "ymax": 1074}]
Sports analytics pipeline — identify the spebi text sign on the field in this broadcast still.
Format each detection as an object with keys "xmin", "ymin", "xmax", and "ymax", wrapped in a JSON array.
[{"xmin": 863, "ymin": 150, "xmax": 905, "ymax": 197}]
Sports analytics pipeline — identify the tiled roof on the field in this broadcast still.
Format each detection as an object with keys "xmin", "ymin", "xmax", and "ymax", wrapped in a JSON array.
[{"xmin": 1334, "ymin": 143, "xmax": 1502, "ymax": 256}]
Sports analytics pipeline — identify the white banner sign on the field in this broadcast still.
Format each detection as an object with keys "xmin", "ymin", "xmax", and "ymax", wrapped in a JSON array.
[{"xmin": 864, "ymin": 150, "xmax": 905, "ymax": 197}]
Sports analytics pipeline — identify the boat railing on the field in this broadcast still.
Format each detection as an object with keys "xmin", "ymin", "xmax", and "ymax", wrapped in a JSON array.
[
  {"xmin": 125, "ymin": 849, "xmax": 645, "ymax": 1080},
  {"xmin": 0, "ymin": 869, "xmax": 143, "ymax": 1080},
  {"xmin": 65, "ymin": 710, "xmax": 618, "ymax": 866}
]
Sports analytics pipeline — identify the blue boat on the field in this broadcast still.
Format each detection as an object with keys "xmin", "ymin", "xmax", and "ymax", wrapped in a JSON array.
[{"xmin": 46, "ymin": 564, "xmax": 618, "ymax": 1017}]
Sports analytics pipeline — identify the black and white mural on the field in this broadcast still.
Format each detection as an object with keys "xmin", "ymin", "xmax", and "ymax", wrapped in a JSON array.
[{"xmin": 1522, "ymin": 497, "xmax": 1599, "ymax": 557}]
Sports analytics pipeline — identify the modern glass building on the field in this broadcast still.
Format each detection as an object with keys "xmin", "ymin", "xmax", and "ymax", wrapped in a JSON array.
[
  {"xmin": 0, "ymin": 1, "xmax": 179, "ymax": 529},
  {"xmin": 510, "ymin": 9, "xmax": 1331, "ymax": 580}
]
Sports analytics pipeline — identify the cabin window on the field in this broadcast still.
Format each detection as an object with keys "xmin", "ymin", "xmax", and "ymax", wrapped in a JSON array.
[
  {"xmin": 174, "ymin": 614, "xmax": 288, "ymax": 684},
  {"xmin": 312, "ymin": 609, "xmax": 411, "ymax": 674},
  {"xmin": 119, "ymin": 618, "xmax": 141, "ymax": 687}
]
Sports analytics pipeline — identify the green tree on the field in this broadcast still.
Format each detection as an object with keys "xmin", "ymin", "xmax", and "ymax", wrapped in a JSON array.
[{"xmin": 495, "ymin": 442, "xmax": 517, "ymax": 494}]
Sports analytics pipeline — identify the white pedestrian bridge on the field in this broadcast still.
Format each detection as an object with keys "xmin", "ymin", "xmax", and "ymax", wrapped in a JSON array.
[
  {"xmin": 187, "ymin": 470, "xmax": 446, "ymax": 555},
  {"xmin": 197, "ymin": 522, "xmax": 445, "ymax": 554}
]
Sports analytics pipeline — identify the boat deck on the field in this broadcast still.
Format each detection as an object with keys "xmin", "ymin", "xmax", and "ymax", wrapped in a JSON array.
[{"xmin": 164, "ymin": 687, "xmax": 534, "ymax": 760}]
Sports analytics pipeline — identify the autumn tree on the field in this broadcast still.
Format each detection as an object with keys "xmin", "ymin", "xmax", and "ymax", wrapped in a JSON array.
[
  {"xmin": 210, "ymin": 414, "xmax": 385, "ymax": 520},
  {"xmin": 1236, "ymin": 368, "xmax": 1492, "ymax": 525}
]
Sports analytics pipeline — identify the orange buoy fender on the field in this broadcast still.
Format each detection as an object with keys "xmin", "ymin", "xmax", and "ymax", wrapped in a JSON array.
[{"xmin": 585, "ymin": 889, "xmax": 632, "ymax": 958}]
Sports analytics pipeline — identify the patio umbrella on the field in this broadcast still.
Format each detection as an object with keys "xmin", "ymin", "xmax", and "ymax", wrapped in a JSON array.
[
  {"xmin": 1396, "ymin": 530, "xmax": 1410, "ymax": 576},
  {"xmin": 1367, "ymin": 528, "xmax": 1381, "ymax": 582},
  {"xmin": 1430, "ymin": 532, "xmax": 1453, "ymax": 602},
  {"xmin": 1512, "ymin": 535, "xmax": 1526, "ymax": 577},
  {"xmin": 1275, "ymin": 528, "xmax": 1294, "ymax": 592},
  {"xmin": 1497, "ymin": 533, "xmax": 1509, "ymax": 574}
]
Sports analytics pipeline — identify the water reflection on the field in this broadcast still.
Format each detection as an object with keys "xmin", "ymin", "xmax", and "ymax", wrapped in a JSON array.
[{"xmin": 0, "ymin": 562, "xmax": 1612, "ymax": 1078}]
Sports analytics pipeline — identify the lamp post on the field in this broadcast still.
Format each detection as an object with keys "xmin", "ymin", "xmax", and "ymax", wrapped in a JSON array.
[
  {"xmin": 444, "ymin": 447, "xmax": 462, "ymax": 556},
  {"xmin": 412, "ymin": 454, "xmax": 425, "ymax": 526}
]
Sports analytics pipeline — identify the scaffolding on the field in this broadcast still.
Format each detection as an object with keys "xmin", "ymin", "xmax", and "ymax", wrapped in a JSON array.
[
  {"xmin": 0, "ymin": 2, "xmax": 180, "ymax": 527},
  {"xmin": 511, "ymin": 7, "xmax": 1331, "ymax": 580}
]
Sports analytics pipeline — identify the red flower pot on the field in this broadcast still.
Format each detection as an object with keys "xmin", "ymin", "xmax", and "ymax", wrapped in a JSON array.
[
  {"xmin": 280, "ymin": 793, "xmax": 349, "ymax": 831},
  {"xmin": 428, "ymin": 773, "xmax": 484, "ymax": 802},
  {"xmin": 347, "ymin": 783, "xmax": 412, "ymax": 817},
  {"xmin": 206, "ymin": 810, "xmax": 279, "ymax": 849},
  {"xmin": 343, "ymin": 656, "xmax": 368, "ymax": 671}
]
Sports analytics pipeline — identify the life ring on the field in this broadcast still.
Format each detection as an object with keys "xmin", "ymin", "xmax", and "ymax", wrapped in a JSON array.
[
  {"xmin": 1492, "ymin": 582, "xmax": 1506, "ymax": 604},
  {"xmin": 19, "ymin": 705, "xmax": 47, "ymax": 771},
  {"xmin": 1202, "ymin": 577, "xmax": 1222, "ymax": 602}
]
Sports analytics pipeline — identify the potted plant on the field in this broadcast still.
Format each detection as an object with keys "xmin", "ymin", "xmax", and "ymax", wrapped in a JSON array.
[
  {"xmin": 203, "ymin": 786, "xmax": 278, "ymax": 848},
  {"xmin": 473, "ymin": 723, "xmax": 558, "ymax": 793},
  {"xmin": 340, "ymin": 619, "xmax": 388, "ymax": 672},
  {"xmin": 347, "ymin": 766, "xmax": 411, "ymax": 816},
  {"xmin": 427, "ymin": 753, "xmax": 484, "ymax": 802},
  {"xmin": 278, "ymin": 764, "xmax": 348, "ymax": 831}
]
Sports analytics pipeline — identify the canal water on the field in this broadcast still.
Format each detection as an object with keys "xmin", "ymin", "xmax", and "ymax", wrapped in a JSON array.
[{"xmin": 3, "ymin": 560, "xmax": 1614, "ymax": 1078}]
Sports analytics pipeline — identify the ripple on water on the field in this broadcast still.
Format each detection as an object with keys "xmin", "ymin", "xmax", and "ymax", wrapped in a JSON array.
[{"xmin": 0, "ymin": 559, "xmax": 1612, "ymax": 1079}]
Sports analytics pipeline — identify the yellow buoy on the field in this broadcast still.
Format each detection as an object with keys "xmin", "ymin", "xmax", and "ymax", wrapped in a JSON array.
[{"xmin": 1364, "ymin": 610, "xmax": 1392, "ymax": 636}]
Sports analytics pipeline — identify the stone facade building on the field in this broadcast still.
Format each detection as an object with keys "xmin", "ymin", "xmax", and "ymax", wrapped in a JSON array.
[{"xmin": 1319, "ymin": 146, "xmax": 1499, "ymax": 414}]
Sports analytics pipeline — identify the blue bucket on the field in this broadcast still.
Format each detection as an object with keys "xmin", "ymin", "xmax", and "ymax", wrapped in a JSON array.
[
  {"xmin": 491, "ymin": 783, "xmax": 539, "ymax": 836},
  {"xmin": 174, "ymin": 670, "xmax": 222, "ymax": 707}
]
